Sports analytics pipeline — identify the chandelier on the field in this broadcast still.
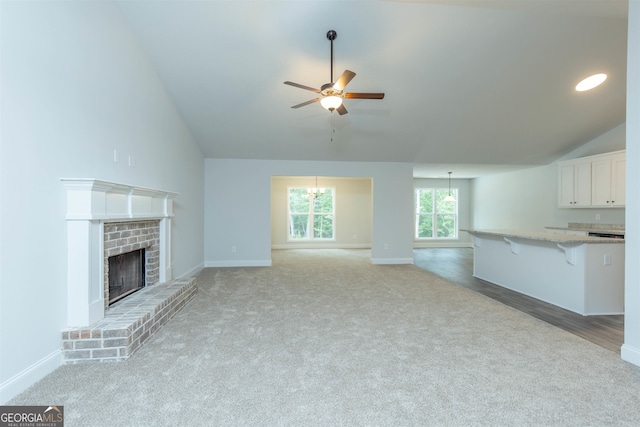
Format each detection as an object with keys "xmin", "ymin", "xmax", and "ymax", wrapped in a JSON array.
[{"xmin": 307, "ymin": 176, "xmax": 325, "ymax": 199}]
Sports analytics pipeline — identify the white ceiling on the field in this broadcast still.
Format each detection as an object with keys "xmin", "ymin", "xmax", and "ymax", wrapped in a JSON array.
[{"xmin": 116, "ymin": 0, "xmax": 628, "ymax": 178}]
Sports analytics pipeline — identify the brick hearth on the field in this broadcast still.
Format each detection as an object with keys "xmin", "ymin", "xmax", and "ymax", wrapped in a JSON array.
[{"xmin": 61, "ymin": 277, "xmax": 197, "ymax": 364}]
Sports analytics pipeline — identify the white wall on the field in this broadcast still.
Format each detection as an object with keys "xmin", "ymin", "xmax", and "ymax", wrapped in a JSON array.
[
  {"xmin": 472, "ymin": 123, "xmax": 626, "ymax": 232},
  {"xmin": 205, "ymin": 159, "xmax": 413, "ymax": 266},
  {"xmin": 413, "ymin": 178, "xmax": 473, "ymax": 247},
  {"xmin": 271, "ymin": 177, "xmax": 372, "ymax": 249},
  {"xmin": 0, "ymin": 2, "xmax": 204, "ymax": 402}
]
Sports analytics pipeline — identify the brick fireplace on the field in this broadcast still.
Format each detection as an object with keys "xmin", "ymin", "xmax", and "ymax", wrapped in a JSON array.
[
  {"xmin": 61, "ymin": 179, "xmax": 196, "ymax": 363},
  {"xmin": 104, "ymin": 220, "xmax": 160, "ymax": 306}
]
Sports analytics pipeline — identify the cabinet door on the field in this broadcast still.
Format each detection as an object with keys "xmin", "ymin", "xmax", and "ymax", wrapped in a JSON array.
[
  {"xmin": 558, "ymin": 165, "xmax": 576, "ymax": 207},
  {"xmin": 591, "ymin": 159, "xmax": 612, "ymax": 206},
  {"xmin": 612, "ymin": 157, "xmax": 626, "ymax": 206},
  {"xmin": 574, "ymin": 162, "xmax": 592, "ymax": 206}
]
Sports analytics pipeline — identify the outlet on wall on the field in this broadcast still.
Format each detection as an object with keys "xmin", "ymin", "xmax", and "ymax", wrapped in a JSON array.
[
  {"xmin": 596, "ymin": 214, "xmax": 601, "ymax": 220},
  {"xmin": 231, "ymin": 246, "xmax": 237, "ymax": 253}
]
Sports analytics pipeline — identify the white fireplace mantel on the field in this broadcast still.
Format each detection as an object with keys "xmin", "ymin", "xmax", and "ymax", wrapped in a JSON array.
[{"xmin": 62, "ymin": 179, "xmax": 178, "ymax": 327}]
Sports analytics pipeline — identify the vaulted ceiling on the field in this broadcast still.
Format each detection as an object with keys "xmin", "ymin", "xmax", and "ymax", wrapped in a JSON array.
[{"xmin": 116, "ymin": 0, "xmax": 628, "ymax": 177}]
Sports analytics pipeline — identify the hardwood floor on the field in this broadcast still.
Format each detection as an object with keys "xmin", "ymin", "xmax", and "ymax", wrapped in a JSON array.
[{"xmin": 413, "ymin": 247, "xmax": 624, "ymax": 353}]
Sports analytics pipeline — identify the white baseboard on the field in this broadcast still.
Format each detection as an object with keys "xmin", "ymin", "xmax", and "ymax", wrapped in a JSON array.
[
  {"xmin": 371, "ymin": 257, "xmax": 414, "ymax": 265},
  {"xmin": 621, "ymin": 344, "xmax": 640, "ymax": 366},
  {"xmin": 0, "ymin": 349, "xmax": 61, "ymax": 404},
  {"xmin": 204, "ymin": 260, "xmax": 272, "ymax": 268},
  {"xmin": 179, "ymin": 262, "xmax": 204, "ymax": 279}
]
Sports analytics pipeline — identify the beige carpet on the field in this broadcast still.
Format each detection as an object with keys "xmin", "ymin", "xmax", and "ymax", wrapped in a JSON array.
[{"xmin": 9, "ymin": 249, "xmax": 640, "ymax": 426}]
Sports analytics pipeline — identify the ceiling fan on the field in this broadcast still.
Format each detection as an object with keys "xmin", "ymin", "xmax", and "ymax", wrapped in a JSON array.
[{"xmin": 284, "ymin": 30, "xmax": 385, "ymax": 115}]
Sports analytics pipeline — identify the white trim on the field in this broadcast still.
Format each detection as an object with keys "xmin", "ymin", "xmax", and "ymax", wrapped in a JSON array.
[
  {"xmin": 622, "ymin": 344, "xmax": 640, "ymax": 366},
  {"xmin": 205, "ymin": 260, "xmax": 272, "ymax": 268},
  {"xmin": 0, "ymin": 349, "xmax": 61, "ymax": 404},
  {"xmin": 371, "ymin": 257, "xmax": 414, "ymax": 265}
]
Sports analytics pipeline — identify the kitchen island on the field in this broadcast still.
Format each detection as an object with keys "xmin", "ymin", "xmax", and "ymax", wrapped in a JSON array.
[{"xmin": 464, "ymin": 229, "xmax": 625, "ymax": 316}]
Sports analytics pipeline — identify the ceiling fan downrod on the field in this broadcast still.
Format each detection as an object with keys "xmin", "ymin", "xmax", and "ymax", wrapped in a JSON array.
[{"xmin": 327, "ymin": 30, "xmax": 337, "ymax": 84}]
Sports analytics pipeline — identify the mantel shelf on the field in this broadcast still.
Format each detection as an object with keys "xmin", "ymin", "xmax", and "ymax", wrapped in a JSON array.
[{"xmin": 61, "ymin": 178, "xmax": 178, "ymax": 221}]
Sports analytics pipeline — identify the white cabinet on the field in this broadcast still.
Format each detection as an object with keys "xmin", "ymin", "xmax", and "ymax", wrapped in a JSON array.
[
  {"xmin": 613, "ymin": 156, "xmax": 626, "ymax": 206},
  {"xmin": 591, "ymin": 153, "xmax": 625, "ymax": 207},
  {"xmin": 558, "ymin": 161, "xmax": 591, "ymax": 207},
  {"xmin": 558, "ymin": 150, "xmax": 625, "ymax": 208}
]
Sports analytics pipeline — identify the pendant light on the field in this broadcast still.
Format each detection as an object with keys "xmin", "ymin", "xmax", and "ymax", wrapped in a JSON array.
[{"xmin": 444, "ymin": 172, "xmax": 456, "ymax": 202}]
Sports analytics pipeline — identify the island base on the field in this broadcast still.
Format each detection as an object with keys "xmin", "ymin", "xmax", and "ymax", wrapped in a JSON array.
[{"xmin": 471, "ymin": 234, "xmax": 624, "ymax": 316}]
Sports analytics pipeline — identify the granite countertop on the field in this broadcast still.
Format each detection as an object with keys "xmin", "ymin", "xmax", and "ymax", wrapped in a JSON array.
[
  {"xmin": 544, "ymin": 222, "xmax": 625, "ymax": 235},
  {"xmin": 463, "ymin": 229, "xmax": 625, "ymax": 244}
]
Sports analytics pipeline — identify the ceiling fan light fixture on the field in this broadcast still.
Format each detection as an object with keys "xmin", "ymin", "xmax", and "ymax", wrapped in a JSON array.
[
  {"xmin": 575, "ymin": 73, "xmax": 607, "ymax": 91},
  {"xmin": 320, "ymin": 96, "xmax": 343, "ymax": 111}
]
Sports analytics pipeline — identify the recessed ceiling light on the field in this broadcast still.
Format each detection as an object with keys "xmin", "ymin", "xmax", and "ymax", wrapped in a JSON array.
[{"xmin": 575, "ymin": 73, "xmax": 607, "ymax": 91}]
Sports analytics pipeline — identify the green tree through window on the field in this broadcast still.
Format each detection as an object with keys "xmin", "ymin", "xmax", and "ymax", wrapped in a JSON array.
[
  {"xmin": 289, "ymin": 188, "xmax": 335, "ymax": 240},
  {"xmin": 415, "ymin": 188, "xmax": 457, "ymax": 239}
]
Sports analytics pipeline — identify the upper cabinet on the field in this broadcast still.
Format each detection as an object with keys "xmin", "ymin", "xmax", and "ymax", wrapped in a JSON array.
[
  {"xmin": 591, "ymin": 153, "xmax": 626, "ymax": 207},
  {"xmin": 558, "ymin": 161, "xmax": 591, "ymax": 207},
  {"xmin": 558, "ymin": 150, "xmax": 625, "ymax": 208}
]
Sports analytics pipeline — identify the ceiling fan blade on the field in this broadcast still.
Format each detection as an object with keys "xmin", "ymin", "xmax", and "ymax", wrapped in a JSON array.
[
  {"xmin": 344, "ymin": 92, "xmax": 385, "ymax": 99},
  {"xmin": 333, "ymin": 70, "xmax": 356, "ymax": 91},
  {"xmin": 284, "ymin": 81, "xmax": 321, "ymax": 93},
  {"xmin": 291, "ymin": 98, "xmax": 321, "ymax": 109},
  {"xmin": 336, "ymin": 104, "xmax": 348, "ymax": 115}
]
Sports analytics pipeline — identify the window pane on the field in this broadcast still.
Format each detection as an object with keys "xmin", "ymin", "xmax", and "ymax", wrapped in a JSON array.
[
  {"xmin": 288, "ymin": 186, "xmax": 335, "ymax": 240},
  {"xmin": 313, "ymin": 214, "xmax": 333, "ymax": 239},
  {"xmin": 416, "ymin": 214, "xmax": 433, "ymax": 238},
  {"xmin": 415, "ymin": 187, "xmax": 458, "ymax": 239},
  {"xmin": 416, "ymin": 189, "xmax": 433, "ymax": 213},
  {"xmin": 289, "ymin": 214, "xmax": 309, "ymax": 238},
  {"xmin": 314, "ymin": 189, "xmax": 333, "ymax": 213},
  {"xmin": 289, "ymin": 188, "xmax": 310, "ymax": 213},
  {"xmin": 436, "ymin": 214, "xmax": 456, "ymax": 238}
]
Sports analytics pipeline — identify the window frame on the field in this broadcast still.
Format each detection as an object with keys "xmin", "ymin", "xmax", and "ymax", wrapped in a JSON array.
[
  {"xmin": 414, "ymin": 187, "xmax": 458, "ymax": 240},
  {"xmin": 287, "ymin": 186, "xmax": 336, "ymax": 241}
]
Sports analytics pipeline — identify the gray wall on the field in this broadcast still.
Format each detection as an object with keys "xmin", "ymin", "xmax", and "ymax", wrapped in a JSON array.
[
  {"xmin": 472, "ymin": 123, "xmax": 626, "ymax": 231},
  {"xmin": 204, "ymin": 159, "xmax": 414, "ymax": 266},
  {"xmin": 0, "ymin": 1, "xmax": 205, "ymax": 402}
]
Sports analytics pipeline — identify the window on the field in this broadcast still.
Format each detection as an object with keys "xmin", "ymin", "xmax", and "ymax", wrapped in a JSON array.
[
  {"xmin": 415, "ymin": 188, "xmax": 457, "ymax": 239},
  {"xmin": 288, "ymin": 187, "xmax": 335, "ymax": 240}
]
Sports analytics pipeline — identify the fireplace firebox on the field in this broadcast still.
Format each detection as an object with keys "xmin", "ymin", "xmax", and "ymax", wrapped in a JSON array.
[{"xmin": 108, "ymin": 249, "xmax": 145, "ymax": 305}]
